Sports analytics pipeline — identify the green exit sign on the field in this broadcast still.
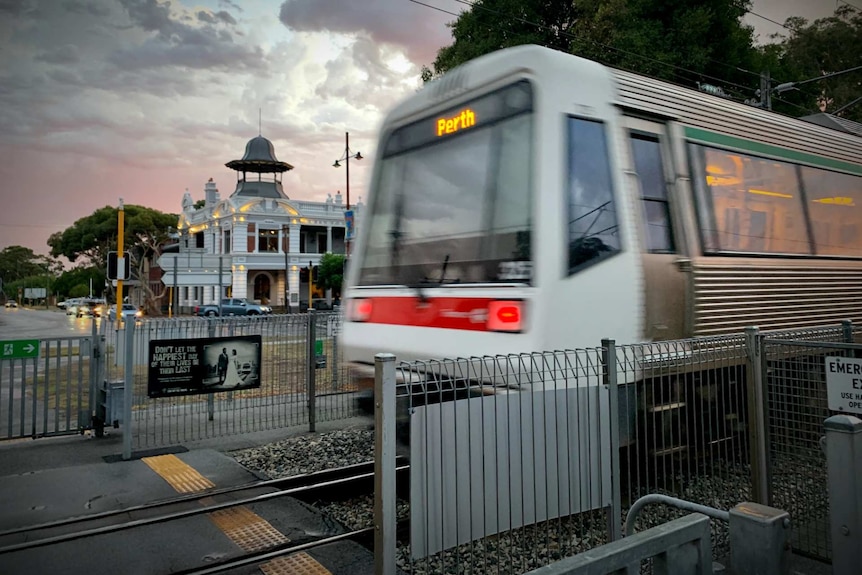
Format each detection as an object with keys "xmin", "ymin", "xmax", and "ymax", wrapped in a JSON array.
[{"xmin": 1, "ymin": 339, "xmax": 40, "ymax": 360}]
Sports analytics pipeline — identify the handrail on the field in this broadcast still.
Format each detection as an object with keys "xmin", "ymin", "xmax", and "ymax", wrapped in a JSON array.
[{"xmin": 624, "ymin": 494, "xmax": 730, "ymax": 536}]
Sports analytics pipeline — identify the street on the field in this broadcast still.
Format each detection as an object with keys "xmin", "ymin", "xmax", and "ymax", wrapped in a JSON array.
[{"xmin": 0, "ymin": 306, "xmax": 100, "ymax": 339}]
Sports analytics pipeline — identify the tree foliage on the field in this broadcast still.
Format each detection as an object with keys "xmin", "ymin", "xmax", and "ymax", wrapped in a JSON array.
[
  {"xmin": 426, "ymin": 0, "xmax": 758, "ymax": 91},
  {"xmin": 0, "ymin": 246, "xmax": 58, "ymax": 285},
  {"xmin": 765, "ymin": 6, "xmax": 862, "ymax": 122},
  {"xmin": 317, "ymin": 253, "xmax": 346, "ymax": 294},
  {"xmin": 47, "ymin": 205, "xmax": 177, "ymax": 311}
]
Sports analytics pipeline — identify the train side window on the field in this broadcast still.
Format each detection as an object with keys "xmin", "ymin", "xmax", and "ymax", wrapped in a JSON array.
[
  {"xmin": 629, "ymin": 133, "xmax": 675, "ymax": 253},
  {"xmin": 800, "ymin": 167, "xmax": 862, "ymax": 257},
  {"xmin": 567, "ymin": 117, "xmax": 621, "ymax": 274},
  {"xmin": 691, "ymin": 144, "xmax": 812, "ymax": 255}
]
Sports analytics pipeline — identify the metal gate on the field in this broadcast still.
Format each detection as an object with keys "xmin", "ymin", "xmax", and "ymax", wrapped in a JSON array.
[
  {"xmin": 759, "ymin": 331, "xmax": 857, "ymax": 561},
  {"xmin": 0, "ymin": 336, "xmax": 96, "ymax": 440}
]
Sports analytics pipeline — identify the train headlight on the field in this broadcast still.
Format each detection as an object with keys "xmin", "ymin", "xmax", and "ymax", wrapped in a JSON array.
[
  {"xmin": 348, "ymin": 298, "xmax": 373, "ymax": 322},
  {"xmin": 487, "ymin": 300, "xmax": 524, "ymax": 332}
]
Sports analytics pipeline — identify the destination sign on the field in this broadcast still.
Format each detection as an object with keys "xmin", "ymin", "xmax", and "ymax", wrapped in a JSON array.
[
  {"xmin": 437, "ymin": 108, "xmax": 476, "ymax": 137},
  {"xmin": 382, "ymin": 80, "xmax": 533, "ymax": 157}
]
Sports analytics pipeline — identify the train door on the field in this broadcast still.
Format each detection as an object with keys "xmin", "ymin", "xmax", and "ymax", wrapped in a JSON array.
[{"xmin": 621, "ymin": 117, "xmax": 687, "ymax": 340}]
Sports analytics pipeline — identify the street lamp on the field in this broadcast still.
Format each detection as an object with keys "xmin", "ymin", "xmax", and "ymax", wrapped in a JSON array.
[
  {"xmin": 333, "ymin": 132, "xmax": 363, "ymax": 259},
  {"xmin": 332, "ymin": 131, "xmax": 362, "ymax": 210}
]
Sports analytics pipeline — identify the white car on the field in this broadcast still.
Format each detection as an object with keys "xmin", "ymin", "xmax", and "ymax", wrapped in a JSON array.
[
  {"xmin": 4, "ymin": 301, "xmax": 18, "ymax": 309},
  {"xmin": 107, "ymin": 304, "xmax": 142, "ymax": 321}
]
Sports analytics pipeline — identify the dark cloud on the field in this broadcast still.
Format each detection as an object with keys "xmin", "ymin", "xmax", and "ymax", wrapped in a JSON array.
[
  {"xmin": 219, "ymin": 0, "xmax": 242, "ymax": 13},
  {"xmin": 62, "ymin": 0, "xmax": 110, "ymax": 17},
  {"xmin": 278, "ymin": 0, "xmax": 453, "ymax": 65},
  {"xmin": 215, "ymin": 10, "xmax": 237, "ymax": 25},
  {"xmin": 36, "ymin": 44, "xmax": 81, "ymax": 65},
  {"xmin": 197, "ymin": 10, "xmax": 216, "ymax": 24},
  {"xmin": 0, "ymin": 0, "xmax": 34, "ymax": 16},
  {"xmin": 114, "ymin": 0, "xmax": 264, "ymax": 72}
]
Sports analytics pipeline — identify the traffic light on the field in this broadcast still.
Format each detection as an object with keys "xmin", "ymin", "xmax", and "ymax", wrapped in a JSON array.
[
  {"xmin": 312, "ymin": 265, "xmax": 319, "ymax": 282},
  {"xmin": 107, "ymin": 251, "xmax": 131, "ymax": 280}
]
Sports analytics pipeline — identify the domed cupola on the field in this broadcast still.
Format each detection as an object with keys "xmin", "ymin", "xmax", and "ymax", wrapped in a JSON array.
[{"xmin": 226, "ymin": 135, "xmax": 294, "ymax": 199}]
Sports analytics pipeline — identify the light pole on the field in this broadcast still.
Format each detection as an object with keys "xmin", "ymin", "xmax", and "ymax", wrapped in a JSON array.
[{"xmin": 332, "ymin": 131, "xmax": 362, "ymax": 255}]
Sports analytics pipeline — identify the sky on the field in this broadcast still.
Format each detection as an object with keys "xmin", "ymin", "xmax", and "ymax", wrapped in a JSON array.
[{"xmin": 0, "ymin": 0, "xmax": 844, "ymax": 258}]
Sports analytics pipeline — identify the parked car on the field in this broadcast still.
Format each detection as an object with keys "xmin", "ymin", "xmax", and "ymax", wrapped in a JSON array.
[
  {"xmin": 4, "ymin": 300, "xmax": 18, "ymax": 309},
  {"xmin": 194, "ymin": 298, "xmax": 272, "ymax": 317}
]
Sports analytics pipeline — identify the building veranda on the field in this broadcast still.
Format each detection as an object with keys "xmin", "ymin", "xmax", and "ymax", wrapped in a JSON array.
[{"xmin": 158, "ymin": 134, "xmax": 357, "ymax": 313}]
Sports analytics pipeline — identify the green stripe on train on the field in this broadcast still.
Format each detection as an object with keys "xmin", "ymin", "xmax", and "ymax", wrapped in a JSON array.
[{"xmin": 684, "ymin": 126, "xmax": 862, "ymax": 176}]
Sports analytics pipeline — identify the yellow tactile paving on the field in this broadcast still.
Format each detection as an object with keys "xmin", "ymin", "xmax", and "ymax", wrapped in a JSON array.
[
  {"xmin": 141, "ymin": 453, "xmax": 295, "ymax": 560},
  {"xmin": 208, "ymin": 506, "xmax": 290, "ymax": 552},
  {"xmin": 260, "ymin": 552, "xmax": 331, "ymax": 575},
  {"xmin": 141, "ymin": 454, "xmax": 216, "ymax": 493}
]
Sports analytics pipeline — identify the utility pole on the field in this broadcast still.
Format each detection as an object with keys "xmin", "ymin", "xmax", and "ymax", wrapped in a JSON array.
[
  {"xmin": 115, "ymin": 199, "xmax": 125, "ymax": 323},
  {"xmin": 760, "ymin": 70, "xmax": 772, "ymax": 111}
]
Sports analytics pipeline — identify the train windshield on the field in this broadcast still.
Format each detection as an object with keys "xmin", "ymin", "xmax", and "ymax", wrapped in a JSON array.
[{"xmin": 358, "ymin": 80, "xmax": 533, "ymax": 287}]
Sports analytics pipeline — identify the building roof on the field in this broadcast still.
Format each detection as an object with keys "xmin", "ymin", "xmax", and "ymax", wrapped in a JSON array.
[
  {"xmin": 801, "ymin": 113, "xmax": 862, "ymax": 137},
  {"xmin": 225, "ymin": 135, "xmax": 294, "ymax": 173}
]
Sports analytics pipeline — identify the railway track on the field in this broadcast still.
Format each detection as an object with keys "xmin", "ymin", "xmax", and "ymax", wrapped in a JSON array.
[{"xmin": 0, "ymin": 458, "xmax": 410, "ymax": 574}]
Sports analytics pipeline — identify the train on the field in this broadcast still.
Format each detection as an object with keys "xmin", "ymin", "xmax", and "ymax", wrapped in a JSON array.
[{"xmin": 341, "ymin": 44, "xmax": 861, "ymax": 380}]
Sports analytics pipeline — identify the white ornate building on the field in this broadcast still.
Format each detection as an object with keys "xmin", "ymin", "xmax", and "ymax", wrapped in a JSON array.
[{"xmin": 157, "ymin": 134, "xmax": 359, "ymax": 312}]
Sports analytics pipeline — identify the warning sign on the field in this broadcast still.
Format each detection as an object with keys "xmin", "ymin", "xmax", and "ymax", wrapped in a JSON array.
[{"xmin": 824, "ymin": 356, "xmax": 862, "ymax": 415}]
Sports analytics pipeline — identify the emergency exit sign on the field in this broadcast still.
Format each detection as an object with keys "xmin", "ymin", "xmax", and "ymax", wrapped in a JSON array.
[
  {"xmin": 1, "ymin": 339, "xmax": 40, "ymax": 360},
  {"xmin": 824, "ymin": 356, "xmax": 862, "ymax": 415}
]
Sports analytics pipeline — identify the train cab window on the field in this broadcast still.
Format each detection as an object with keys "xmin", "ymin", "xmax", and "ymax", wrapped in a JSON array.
[
  {"xmin": 801, "ymin": 167, "xmax": 862, "ymax": 257},
  {"xmin": 691, "ymin": 145, "xmax": 812, "ymax": 255},
  {"xmin": 567, "ymin": 118, "xmax": 620, "ymax": 273},
  {"xmin": 629, "ymin": 134, "xmax": 675, "ymax": 252}
]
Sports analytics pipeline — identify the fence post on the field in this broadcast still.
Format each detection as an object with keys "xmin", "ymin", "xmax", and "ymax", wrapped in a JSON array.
[
  {"xmin": 824, "ymin": 414, "xmax": 862, "ymax": 575},
  {"xmin": 374, "ymin": 353, "xmax": 397, "ymax": 575},
  {"xmin": 744, "ymin": 326, "xmax": 769, "ymax": 505},
  {"xmin": 207, "ymin": 321, "xmax": 216, "ymax": 421},
  {"xmin": 842, "ymin": 319, "xmax": 854, "ymax": 343},
  {"xmin": 729, "ymin": 502, "xmax": 790, "ymax": 575},
  {"xmin": 306, "ymin": 309, "xmax": 316, "ymax": 432},
  {"xmin": 122, "ymin": 320, "xmax": 135, "ymax": 460},
  {"xmin": 602, "ymin": 338, "xmax": 622, "ymax": 542}
]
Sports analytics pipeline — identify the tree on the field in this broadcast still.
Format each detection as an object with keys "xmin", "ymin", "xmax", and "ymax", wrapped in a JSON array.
[
  {"xmin": 53, "ymin": 266, "xmax": 106, "ymax": 300},
  {"xmin": 764, "ymin": 6, "xmax": 862, "ymax": 122},
  {"xmin": 48, "ymin": 205, "xmax": 178, "ymax": 314},
  {"xmin": 425, "ymin": 0, "xmax": 759, "ymax": 92},
  {"xmin": 317, "ymin": 253, "xmax": 346, "ymax": 295},
  {"xmin": 0, "ymin": 246, "xmax": 57, "ymax": 284}
]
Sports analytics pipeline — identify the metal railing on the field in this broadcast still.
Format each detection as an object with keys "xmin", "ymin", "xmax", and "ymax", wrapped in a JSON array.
[{"xmin": 99, "ymin": 311, "xmax": 356, "ymax": 449}]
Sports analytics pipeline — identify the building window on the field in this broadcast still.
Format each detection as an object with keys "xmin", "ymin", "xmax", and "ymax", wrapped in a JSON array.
[
  {"xmin": 195, "ymin": 232, "xmax": 204, "ymax": 249},
  {"xmin": 247, "ymin": 223, "xmax": 256, "ymax": 252},
  {"xmin": 317, "ymin": 233, "xmax": 328, "ymax": 254},
  {"xmin": 258, "ymin": 229, "xmax": 278, "ymax": 252},
  {"xmin": 224, "ymin": 230, "xmax": 231, "ymax": 253}
]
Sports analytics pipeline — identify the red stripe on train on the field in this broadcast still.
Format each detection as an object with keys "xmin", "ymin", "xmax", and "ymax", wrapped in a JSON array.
[{"xmin": 348, "ymin": 297, "xmax": 514, "ymax": 331}]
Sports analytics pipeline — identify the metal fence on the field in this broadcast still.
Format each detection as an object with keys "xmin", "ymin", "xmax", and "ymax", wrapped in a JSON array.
[
  {"xmin": 393, "ymin": 350, "xmax": 613, "ymax": 575},
  {"xmin": 375, "ymin": 322, "xmax": 859, "ymax": 574},
  {"xmin": 100, "ymin": 311, "xmax": 356, "ymax": 449},
  {"xmin": 753, "ymin": 327, "xmax": 856, "ymax": 562}
]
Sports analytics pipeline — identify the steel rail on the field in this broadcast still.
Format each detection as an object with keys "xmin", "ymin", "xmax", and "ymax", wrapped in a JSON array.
[{"xmin": 0, "ymin": 464, "xmax": 409, "ymax": 554}]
